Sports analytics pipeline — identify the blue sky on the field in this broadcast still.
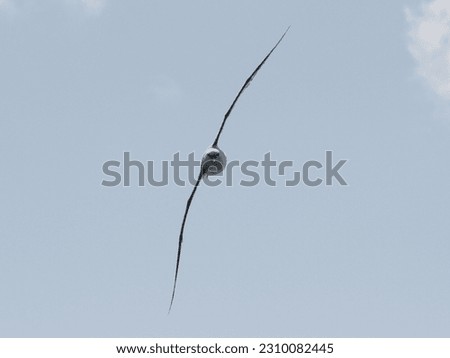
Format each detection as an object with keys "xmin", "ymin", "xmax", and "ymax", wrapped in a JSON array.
[{"xmin": 0, "ymin": 0, "xmax": 449, "ymax": 337}]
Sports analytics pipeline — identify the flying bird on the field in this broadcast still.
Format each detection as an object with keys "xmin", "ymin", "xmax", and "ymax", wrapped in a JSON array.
[{"xmin": 169, "ymin": 27, "xmax": 290, "ymax": 312}]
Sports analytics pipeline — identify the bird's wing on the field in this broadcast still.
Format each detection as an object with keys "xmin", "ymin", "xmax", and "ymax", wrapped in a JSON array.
[
  {"xmin": 212, "ymin": 26, "xmax": 290, "ymax": 147},
  {"xmin": 169, "ymin": 171, "xmax": 203, "ymax": 313}
]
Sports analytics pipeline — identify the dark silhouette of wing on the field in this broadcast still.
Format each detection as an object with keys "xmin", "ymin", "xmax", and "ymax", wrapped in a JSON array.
[
  {"xmin": 169, "ymin": 171, "xmax": 203, "ymax": 313},
  {"xmin": 212, "ymin": 26, "xmax": 290, "ymax": 147}
]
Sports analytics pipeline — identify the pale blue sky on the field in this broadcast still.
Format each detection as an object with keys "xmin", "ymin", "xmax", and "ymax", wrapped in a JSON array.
[{"xmin": 1, "ymin": 0, "xmax": 449, "ymax": 337}]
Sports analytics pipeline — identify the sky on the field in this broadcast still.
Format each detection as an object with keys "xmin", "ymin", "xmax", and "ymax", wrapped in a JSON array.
[{"xmin": 0, "ymin": 0, "xmax": 449, "ymax": 337}]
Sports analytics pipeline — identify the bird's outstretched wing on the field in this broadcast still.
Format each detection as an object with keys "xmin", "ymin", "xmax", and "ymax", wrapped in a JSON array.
[
  {"xmin": 212, "ymin": 26, "xmax": 290, "ymax": 147},
  {"xmin": 169, "ymin": 171, "xmax": 203, "ymax": 313}
]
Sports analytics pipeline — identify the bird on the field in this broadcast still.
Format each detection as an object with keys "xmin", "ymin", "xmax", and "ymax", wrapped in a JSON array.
[{"xmin": 169, "ymin": 27, "xmax": 290, "ymax": 313}]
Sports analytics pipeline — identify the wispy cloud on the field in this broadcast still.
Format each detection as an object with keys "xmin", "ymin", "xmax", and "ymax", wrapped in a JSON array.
[{"xmin": 406, "ymin": 0, "xmax": 450, "ymax": 100}]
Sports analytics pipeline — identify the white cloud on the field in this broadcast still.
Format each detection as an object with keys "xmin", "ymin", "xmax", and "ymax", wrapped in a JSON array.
[{"xmin": 406, "ymin": 0, "xmax": 450, "ymax": 100}]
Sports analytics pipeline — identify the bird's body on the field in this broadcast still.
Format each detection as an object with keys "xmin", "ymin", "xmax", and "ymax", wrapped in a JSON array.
[
  {"xmin": 201, "ymin": 146, "xmax": 227, "ymax": 176},
  {"xmin": 169, "ymin": 27, "xmax": 290, "ymax": 313}
]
